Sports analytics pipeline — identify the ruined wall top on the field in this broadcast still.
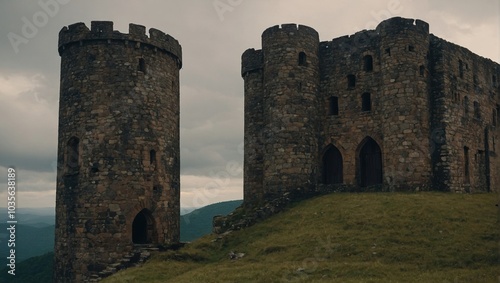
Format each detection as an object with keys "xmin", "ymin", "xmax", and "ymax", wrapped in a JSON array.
[
  {"xmin": 58, "ymin": 21, "xmax": 182, "ymax": 65},
  {"xmin": 376, "ymin": 17, "xmax": 429, "ymax": 35},
  {"xmin": 262, "ymin": 23, "xmax": 319, "ymax": 40}
]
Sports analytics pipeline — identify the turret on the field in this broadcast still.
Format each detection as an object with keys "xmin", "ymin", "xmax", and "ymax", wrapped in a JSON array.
[{"xmin": 377, "ymin": 17, "xmax": 432, "ymax": 190}]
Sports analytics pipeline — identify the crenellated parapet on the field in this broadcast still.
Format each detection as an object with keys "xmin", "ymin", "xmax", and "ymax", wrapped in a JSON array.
[
  {"xmin": 58, "ymin": 21, "xmax": 182, "ymax": 67},
  {"xmin": 262, "ymin": 23, "xmax": 318, "ymax": 40}
]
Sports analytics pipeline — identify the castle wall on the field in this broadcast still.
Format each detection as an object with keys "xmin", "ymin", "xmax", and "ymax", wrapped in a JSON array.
[
  {"xmin": 243, "ymin": 17, "xmax": 499, "ymax": 207},
  {"xmin": 55, "ymin": 22, "xmax": 181, "ymax": 282},
  {"xmin": 430, "ymin": 35, "xmax": 500, "ymax": 192}
]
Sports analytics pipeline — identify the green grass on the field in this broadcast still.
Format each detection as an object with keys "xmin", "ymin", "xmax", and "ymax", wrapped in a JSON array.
[{"xmin": 103, "ymin": 192, "xmax": 500, "ymax": 282}]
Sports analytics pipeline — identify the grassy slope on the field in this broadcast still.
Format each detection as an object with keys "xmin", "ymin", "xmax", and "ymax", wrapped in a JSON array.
[{"xmin": 104, "ymin": 192, "xmax": 500, "ymax": 282}]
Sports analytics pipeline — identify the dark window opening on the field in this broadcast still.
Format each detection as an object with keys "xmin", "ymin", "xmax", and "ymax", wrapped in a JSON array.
[
  {"xmin": 298, "ymin": 52, "xmax": 307, "ymax": 66},
  {"xmin": 464, "ymin": 96, "xmax": 469, "ymax": 116},
  {"xmin": 297, "ymin": 81, "xmax": 302, "ymax": 91},
  {"xmin": 138, "ymin": 58, "xmax": 146, "ymax": 73},
  {"xmin": 473, "ymin": 75, "xmax": 479, "ymax": 89},
  {"xmin": 359, "ymin": 137, "xmax": 383, "ymax": 187},
  {"xmin": 408, "ymin": 45, "xmax": 415, "ymax": 52},
  {"xmin": 497, "ymin": 104, "xmax": 500, "ymax": 123},
  {"xmin": 329, "ymin": 96, "xmax": 339, "ymax": 116},
  {"xmin": 464, "ymin": 146, "xmax": 470, "ymax": 184},
  {"xmin": 474, "ymin": 101, "xmax": 480, "ymax": 119},
  {"xmin": 459, "ymin": 60, "xmax": 464, "ymax": 78},
  {"xmin": 150, "ymin": 149, "xmax": 156, "ymax": 165},
  {"xmin": 67, "ymin": 137, "xmax": 79, "ymax": 171},
  {"xmin": 347, "ymin": 74, "xmax": 356, "ymax": 88},
  {"xmin": 363, "ymin": 55, "xmax": 373, "ymax": 72},
  {"xmin": 385, "ymin": 48, "xmax": 391, "ymax": 56},
  {"xmin": 362, "ymin": 92, "xmax": 371, "ymax": 112},
  {"xmin": 132, "ymin": 209, "xmax": 154, "ymax": 244},
  {"xmin": 323, "ymin": 145, "xmax": 343, "ymax": 184},
  {"xmin": 493, "ymin": 75, "xmax": 497, "ymax": 87},
  {"xmin": 419, "ymin": 65, "xmax": 425, "ymax": 77}
]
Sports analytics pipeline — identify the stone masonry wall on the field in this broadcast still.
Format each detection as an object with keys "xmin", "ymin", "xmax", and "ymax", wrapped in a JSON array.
[
  {"xmin": 55, "ymin": 21, "xmax": 181, "ymax": 282},
  {"xmin": 242, "ymin": 17, "xmax": 499, "ymax": 208}
]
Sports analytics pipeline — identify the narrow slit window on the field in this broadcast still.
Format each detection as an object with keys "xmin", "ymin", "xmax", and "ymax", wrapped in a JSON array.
[
  {"xmin": 362, "ymin": 92, "xmax": 371, "ymax": 112},
  {"xmin": 347, "ymin": 74, "xmax": 356, "ymax": 88},
  {"xmin": 408, "ymin": 45, "xmax": 415, "ymax": 52},
  {"xmin": 493, "ymin": 109, "xmax": 497, "ymax": 126},
  {"xmin": 464, "ymin": 96, "xmax": 469, "ymax": 116},
  {"xmin": 474, "ymin": 101, "xmax": 480, "ymax": 119},
  {"xmin": 150, "ymin": 149, "xmax": 156, "ymax": 165},
  {"xmin": 298, "ymin": 52, "xmax": 307, "ymax": 66},
  {"xmin": 138, "ymin": 58, "xmax": 146, "ymax": 73},
  {"xmin": 419, "ymin": 65, "xmax": 425, "ymax": 77},
  {"xmin": 459, "ymin": 60, "xmax": 464, "ymax": 78},
  {"xmin": 493, "ymin": 75, "xmax": 497, "ymax": 87},
  {"xmin": 67, "ymin": 137, "xmax": 79, "ymax": 171},
  {"xmin": 363, "ymin": 55, "xmax": 373, "ymax": 72},
  {"xmin": 464, "ymin": 146, "xmax": 470, "ymax": 184},
  {"xmin": 385, "ymin": 48, "xmax": 391, "ymax": 56},
  {"xmin": 329, "ymin": 96, "xmax": 339, "ymax": 116}
]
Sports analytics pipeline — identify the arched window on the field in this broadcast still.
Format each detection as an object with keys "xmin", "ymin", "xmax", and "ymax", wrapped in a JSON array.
[
  {"xmin": 66, "ymin": 137, "xmax": 79, "ymax": 171},
  {"xmin": 132, "ymin": 209, "xmax": 155, "ymax": 244},
  {"xmin": 358, "ymin": 137, "xmax": 382, "ymax": 187},
  {"xmin": 138, "ymin": 58, "xmax": 146, "ymax": 72},
  {"xmin": 329, "ymin": 96, "xmax": 339, "ymax": 116},
  {"xmin": 298, "ymin": 52, "xmax": 307, "ymax": 66},
  {"xmin": 322, "ymin": 145, "xmax": 343, "ymax": 184},
  {"xmin": 363, "ymin": 55, "xmax": 373, "ymax": 72},
  {"xmin": 347, "ymin": 74, "xmax": 356, "ymax": 88},
  {"xmin": 362, "ymin": 92, "xmax": 371, "ymax": 112}
]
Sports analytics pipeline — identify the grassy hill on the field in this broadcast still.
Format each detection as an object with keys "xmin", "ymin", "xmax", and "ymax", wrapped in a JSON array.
[
  {"xmin": 103, "ymin": 192, "xmax": 499, "ymax": 282},
  {"xmin": 181, "ymin": 200, "xmax": 243, "ymax": 242},
  {"xmin": 0, "ymin": 224, "xmax": 54, "ymax": 265}
]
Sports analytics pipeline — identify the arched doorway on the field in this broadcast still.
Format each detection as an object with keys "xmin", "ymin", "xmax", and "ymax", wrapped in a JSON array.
[
  {"xmin": 322, "ymin": 144, "xmax": 343, "ymax": 184},
  {"xmin": 358, "ymin": 137, "xmax": 382, "ymax": 187},
  {"xmin": 132, "ymin": 209, "xmax": 155, "ymax": 244}
]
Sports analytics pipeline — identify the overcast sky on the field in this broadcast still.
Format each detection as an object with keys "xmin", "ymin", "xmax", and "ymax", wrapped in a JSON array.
[{"xmin": 0, "ymin": 0, "xmax": 499, "ymax": 209}]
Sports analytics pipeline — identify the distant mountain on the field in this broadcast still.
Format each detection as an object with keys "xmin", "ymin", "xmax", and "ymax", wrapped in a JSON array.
[
  {"xmin": 0, "ymin": 252, "xmax": 53, "ymax": 283},
  {"xmin": 0, "ymin": 224, "xmax": 54, "ymax": 266},
  {"xmin": 180, "ymin": 200, "xmax": 242, "ymax": 242},
  {"xmin": 0, "ymin": 207, "xmax": 55, "ymax": 228}
]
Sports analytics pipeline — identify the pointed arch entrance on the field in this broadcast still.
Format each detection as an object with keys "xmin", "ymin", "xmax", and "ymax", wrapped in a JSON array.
[
  {"xmin": 358, "ymin": 137, "xmax": 383, "ymax": 187},
  {"xmin": 322, "ymin": 144, "xmax": 343, "ymax": 184},
  {"xmin": 132, "ymin": 209, "xmax": 155, "ymax": 244}
]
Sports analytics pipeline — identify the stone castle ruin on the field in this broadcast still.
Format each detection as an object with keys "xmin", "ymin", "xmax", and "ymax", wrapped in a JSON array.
[
  {"xmin": 242, "ymin": 17, "xmax": 499, "ymax": 207},
  {"xmin": 54, "ymin": 17, "xmax": 499, "ymax": 281},
  {"xmin": 54, "ymin": 21, "xmax": 181, "ymax": 282}
]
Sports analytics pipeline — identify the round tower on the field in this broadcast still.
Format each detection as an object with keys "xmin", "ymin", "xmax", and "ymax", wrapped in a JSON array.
[
  {"xmin": 260, "ymin": 24, "xmax": 320, "ymax": 199},
  {"xmin": 376, "ymin": 17, "xmax": 432, "ymax": 190},
  {"xmin": 54, "ymin": 21, "xmax": 181, "ymax": 282}
]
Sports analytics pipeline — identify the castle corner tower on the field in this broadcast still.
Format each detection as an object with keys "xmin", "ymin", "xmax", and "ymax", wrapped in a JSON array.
[{"xmin": 54, "ymin": 21, "xmax": 181, "ymax": 282}]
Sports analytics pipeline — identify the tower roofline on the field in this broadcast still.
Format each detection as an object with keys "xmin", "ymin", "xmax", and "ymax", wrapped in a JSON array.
[
  {"xmin": 58, "ymin": 21, "xmax": 182, "ymax": 67},
  {"xmin": 262, "ymin": 23, "xmax": 319, "ymax": 39}
]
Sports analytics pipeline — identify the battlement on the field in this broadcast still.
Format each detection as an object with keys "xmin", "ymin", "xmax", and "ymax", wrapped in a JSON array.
[
  {"xmin": 58, "ymin": 21, "xmax": 182, "ymax": 64},
  {"xmin": 328, "ymin": 29, "xmax": 378, "ymax": 49},
  {"xmin": 262, "ymin": 23, "xmax": 319, "ymax": 40},
  {"xmin": 376, "ymin": 17, "xmax": 429, "ymax": 35},
  {"xmin": 241, "ymin": 48, "xmax": 263, "ymax": 77}
]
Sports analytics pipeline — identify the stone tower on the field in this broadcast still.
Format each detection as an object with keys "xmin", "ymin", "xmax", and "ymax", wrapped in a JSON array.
[
  {"xmin": 54, "ymin": 21, "xmax": 181, "ymax": 282},
  {"xmin": 242, "ymin": 24, "xmax": 320, "ymax": 206}
]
